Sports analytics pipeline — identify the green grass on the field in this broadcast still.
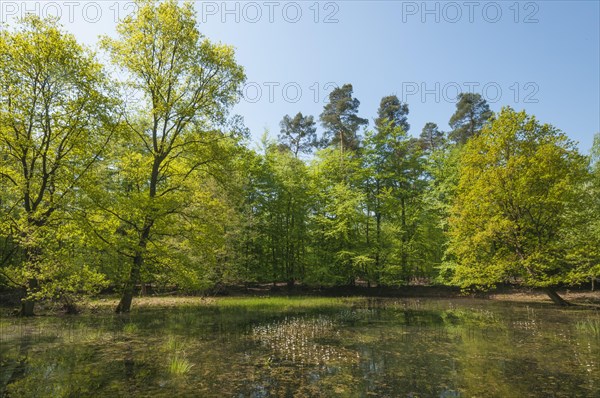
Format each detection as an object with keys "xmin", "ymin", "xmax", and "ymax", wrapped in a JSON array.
[
  {"xmin": 87, "ymin": 296, "xmax": 363, "ymax": 313},
  {"xmin": 168, "ymin": 353, "xmax": 193, "ymax": 376},
  {"xmin": 123, "ymin": 323, "xmax": 139, "ymax": 334},
  {"xmin": 576, "ymin": 318, "xmax": 600, "ymax": 338},
  {"xmin": 164, "ymin": 335, "xmax": 184, "ymax": 352},
  {"xmin": 212, "ymin": 296, "xmax": 361, "ymax": 310}
]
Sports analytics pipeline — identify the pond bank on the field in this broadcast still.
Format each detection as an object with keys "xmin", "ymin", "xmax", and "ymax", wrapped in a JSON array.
[{"xmin": 3, "ymin": 285, "xmax": 598, "ymax": 316}]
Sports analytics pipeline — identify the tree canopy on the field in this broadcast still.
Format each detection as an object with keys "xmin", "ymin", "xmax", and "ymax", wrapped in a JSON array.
[
  {"xmin": 448, "ymin": 107, "xmax": 590, "ymax": 304},
  {"xmin": 0, "ymin": 4, "xmax": 596, "ymax": 314},
  {"xmin": 448, "ymin": 93, "xmax": 492, "ymax": 145},
  {"xmin": 320, "ymin": 84, "xmax": 368, "ymax": 152}
]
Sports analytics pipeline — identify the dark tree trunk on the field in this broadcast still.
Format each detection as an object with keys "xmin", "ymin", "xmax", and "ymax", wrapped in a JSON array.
[
  {"xmin": 20, "ymin": 299, "xmax": 35, "ymax": 317},
  {"xmin": 19, "ymin": 278, "xmax": 38, "ymax": 317},
  {"xmin": 116, "ymin": 253, "xmax": 143, "ymax": 313},
  {"xmin": 545, "ymin": 288, "xmax": 572, "ymax": 306},
  {"xmin": 19, "ymin": 241, "xmax": 41, "ymax": 316},
  {"xmin": 5, "ymin": 328, "xmax": 32, "ymax": 385},
  {"xmin": 400, "ymin": 197, "xmax": 408, "ymax": 280}
]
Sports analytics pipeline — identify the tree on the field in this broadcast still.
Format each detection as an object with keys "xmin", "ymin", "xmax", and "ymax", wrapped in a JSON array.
[
  {"xmin": 419, "ymin": 122, "xmax": 445, "ymax": 152},
  {"xmin": 320, "ymin": 84, "xmax": 368, "ymax": 153},
  {"xmin": 363, "ymin": 123, "xmax": 431, "ymax": 284},
  {"xmin": 308, "ymin": 147, "xmax": 368, "ymax": 285},
  {"xmin": 588, "ymin": 134, "xmax": 600, "ymax": 289},
  {"xmin": 99, "ymin": 0, "xmax": 245, "ymax": 313},
  {"xmin": 448, "ymin": 93, "xmax": 492, "ymax": 145},
  {"xmin": 0, "ymin": 16, "xmax": 113, "ymax": 315},
  {"xmin": 255, "ymin": 139, "xmax": 312, "ymax": 286},
  {"xmin": 367, "ymin": 97, "xmax": 442, "ymax": 284},
  {"xmin": 562, "ymin": 133, "xmax": 600, "ymax": 290},
  {"xmin": 591, "ymin": 133, "xmax": 600, "ymax": 165},
  {"xmin": 423, "ymin": 143, "xmax": 461, "ymax": 282},
  {"xmin": 375, "ymin": 95, "xmax": 410, "ymax": 133},
  {"xmin": 448, "ymin": 107, "xmax": 589, "ymax": 305},
  {"xmin": 278, "ymin": 113, "xmax": 318, "ymax": 157}
]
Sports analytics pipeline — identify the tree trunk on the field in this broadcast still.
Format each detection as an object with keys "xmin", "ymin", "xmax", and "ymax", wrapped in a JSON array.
[
  {"xmin": 20, "ymin": 298, "xmax": 35, "ymax": 317},
  {"xmin": 19, "ymin": 242, "xmax": 41, "ymax": 316},
  {"xmin": 545, "ymin": 288, "xmax": 572, "ymax": 306},
  {"xmin": 375, "ymin": 180, "xmax": 382, "ymax": 283},
  {"xmin": 400, "ymin": 197, "xmax": 408, "ymax": 280},
  {"xmin": 19, "ymin": 278, "xmax": 38, "ymax": 317},
  {"xmin": 116, "ymin": 253, "xmax": 143, "ymax": 313}
]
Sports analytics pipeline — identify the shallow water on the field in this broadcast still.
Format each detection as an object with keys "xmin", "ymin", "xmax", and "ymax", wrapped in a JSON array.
[{"xmin": 1, "ymin": 297, "xmax": 598, "ymax": 397}]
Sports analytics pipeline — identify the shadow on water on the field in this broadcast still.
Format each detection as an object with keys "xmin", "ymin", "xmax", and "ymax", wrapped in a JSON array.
[{"xmin": 1, "ymin": 298, "xmax": 598, "ymax": 397}]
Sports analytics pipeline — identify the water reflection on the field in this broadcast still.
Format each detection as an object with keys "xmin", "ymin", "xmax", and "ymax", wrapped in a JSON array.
[{"xmin": 1, "ymin": 298, "xmax": 598, "ymax": 397}]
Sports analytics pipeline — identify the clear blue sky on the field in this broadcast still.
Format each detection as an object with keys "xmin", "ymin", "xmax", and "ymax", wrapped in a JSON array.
[{"xmin": 2, "ymin": 1, "xmax": 598, "ymax": 152}]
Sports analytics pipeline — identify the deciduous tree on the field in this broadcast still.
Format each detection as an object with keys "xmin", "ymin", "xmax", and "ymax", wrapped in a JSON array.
[
  {"xmin": 448, "ymin": 107, "xmax": 588, "ymax": 305},
  {"xmin": 0, "ymin": 16, "xmax": 113, "ymax": 315},
  {"xmin": 99, "ymin": 0, "xmax": 245, "ymax": 312}
]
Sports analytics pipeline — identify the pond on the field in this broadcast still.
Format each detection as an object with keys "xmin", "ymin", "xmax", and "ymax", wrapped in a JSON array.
[{"xmin": 1, "ymin": 297, "xmax": 599, "ymax": 397}]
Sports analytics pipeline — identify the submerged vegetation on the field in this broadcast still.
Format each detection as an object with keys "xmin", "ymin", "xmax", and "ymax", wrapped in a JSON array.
[{"xmin": 1, "ymin": 297, "xmax": 599, "ymax": 397}]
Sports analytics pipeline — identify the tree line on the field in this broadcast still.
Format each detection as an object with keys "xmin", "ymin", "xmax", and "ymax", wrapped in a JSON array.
[{"xmin": 1, "ymin": 1, "xmax": 598, "ymax": 315}]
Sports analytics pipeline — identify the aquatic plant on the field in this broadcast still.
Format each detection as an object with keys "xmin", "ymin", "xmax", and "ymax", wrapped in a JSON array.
[
  {"xmin": 576, "ymin": 318, "xmax": 600, "ymax": 339},
  {"xmin": 123, "ymin": 323, "xmax": 138, "ymax": 334},
  {"xmin": 168, "ymin": 353, "xmax": 193, "ymax": 376}
]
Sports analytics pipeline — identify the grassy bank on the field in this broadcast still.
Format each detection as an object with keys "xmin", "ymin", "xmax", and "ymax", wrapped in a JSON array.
[{"xmin": 1, "ymin": 285, "xmax": 598, "ymax": 316}]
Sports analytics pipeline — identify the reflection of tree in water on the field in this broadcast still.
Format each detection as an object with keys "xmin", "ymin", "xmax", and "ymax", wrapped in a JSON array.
[
  {"xmin": 440, "ymin": 306, "xmax": 599, "ymax": 397},
  {"xmin": 0, "ymin": 321, "xmax": 164, "ymax": 397},
  {"xmin": 345, "ymin": 324, "xmax": 462, "ymax": 397},
  {"xmin": 1, "ymin": 327, "xmax": 33, "ymax": 396}
]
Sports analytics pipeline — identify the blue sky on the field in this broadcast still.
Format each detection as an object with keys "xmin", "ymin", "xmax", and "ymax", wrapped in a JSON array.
[{"xmin": 2, "ymin": 1, "xmax": 598, "ymax": 152}]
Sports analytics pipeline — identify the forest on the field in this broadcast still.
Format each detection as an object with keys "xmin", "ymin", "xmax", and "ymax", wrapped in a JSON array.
[{"xmin": 1, "ymin": 0, "xmax": 599, "ymax": 317}]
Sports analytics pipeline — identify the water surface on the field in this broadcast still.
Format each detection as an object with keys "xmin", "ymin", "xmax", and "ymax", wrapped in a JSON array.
[{"xmin": 1, "ymin": 297, "xmax": 598, "ymax": 397}]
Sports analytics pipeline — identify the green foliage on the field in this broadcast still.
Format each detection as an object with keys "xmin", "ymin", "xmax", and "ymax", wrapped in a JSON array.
[
  {"xmin": 362, "ymin": 116, "xmax": 444, "ymax": 285},
  {"xmin": 236, "ymin": 137, "xmax": 312, "ymax": 285},
  {"xmin": 448, "ymin": 107, "xmax": 590, "ymax": 291},
  {"xmin": 560, "ymin": 132, "xmax": 600, "ymax": 286},
  {"xmin": 375, "ymin": 95, "xmax": 410, "ymax": 133},
  {"xmin": 0, "ymin": 15, "xmax": 113, "ymax": 312},
  {"xmin": 319, "ymin": 84, "xmax": 368, "ymax": 152},
  {"xmin": 278, "ymin": 113, "xmax": 318, "ymax": 157},
  {"xmin": 94, "ymin": 0, "xmax": 245, "ymax": 311},
  {"xmin": 0, "ymin": 2, "xmax": 594, "ymax": 310},
  {"xmin": 419, "ymin": 122, "xmax": 445, "ymax": 152},
  {"xmin": 307, "ymin": 147, "xmax": 366, "ymax": 285},
  {"xmin": 168, "ymin": 353, "xmax": 194, "ymax": 376},
  {"xmin": 448, "ymin": 93, "xmax": 492, "ymax": 145},
  {"xmin": 575, "ymin": 318, "xmax": 600, "ymax": 339}
]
